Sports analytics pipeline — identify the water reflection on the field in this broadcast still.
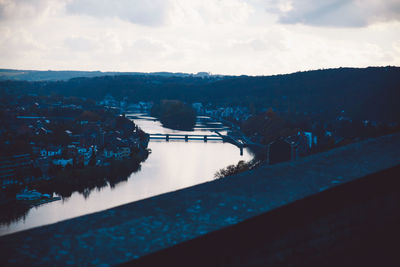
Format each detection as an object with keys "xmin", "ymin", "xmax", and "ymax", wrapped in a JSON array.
[
  {"xmin": 0, "ymin": 114, "xmax": 253, "ymax": 236},
  {"xmin": 126, "ymin": 113, "xmax": 230, "ymax": 135}
]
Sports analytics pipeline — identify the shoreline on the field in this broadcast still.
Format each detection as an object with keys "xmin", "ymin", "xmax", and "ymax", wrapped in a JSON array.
[
  {"xmin": 0, "ymin": 146, "xmax": 150, "ymax": 226},
  {"xmin": 20, "ymin": 196, "xmax": 62, "ymax": 208}
]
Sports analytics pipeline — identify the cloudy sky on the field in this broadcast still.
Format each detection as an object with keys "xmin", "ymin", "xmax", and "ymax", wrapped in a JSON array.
[{"xmin": 1, "ymin": 0, "xmax": 399, "ymax": 75}]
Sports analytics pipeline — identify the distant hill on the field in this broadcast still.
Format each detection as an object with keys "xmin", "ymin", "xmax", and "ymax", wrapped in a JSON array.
[
  {"xmin": 0, "ymin": 66, "xmax": 399, "ymax": 123},
  {"xmin": 0, "ymin": 69, "xmax": 222, "ymax": 81}
]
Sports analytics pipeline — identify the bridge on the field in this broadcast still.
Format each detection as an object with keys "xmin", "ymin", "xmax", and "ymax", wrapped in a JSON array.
[
  {"xmin": 149, "ymin": 132, "xmax": 246, "ymax": 145},
  {"xmin": 149, "ymin": 132, "xmax": 247, "ymax": 155},
  {"xmin": 149, "ymin": 133, "xmax": 223, "ymax": 142}
]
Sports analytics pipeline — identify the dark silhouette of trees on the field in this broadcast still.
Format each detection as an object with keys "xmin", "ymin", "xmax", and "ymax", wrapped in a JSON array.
[
  {"xmin": 242, "ymin": 108, "xmax": 298, "ymax": 145},
  {"xmin": 214, "ymin": 160, "xmax": 250, "ymax": 179},
  {"xmin": 1, "ymin": 67, "xmax": 400, "ymax": 123},
  {"xmin": 77, "ymin": 110, "xmax": 101, "ymax": 122},
  {"xmin": 151, "ymin": 100, "xmax": 197, "ymax": 130}
]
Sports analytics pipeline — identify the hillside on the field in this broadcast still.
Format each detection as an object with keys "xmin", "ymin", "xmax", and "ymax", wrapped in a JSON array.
[
  {"xmin": 0, "ymin": 69, "xmax": 220, "ymax": 81},
  {"xmin": 0, "ymin": 66, "xmax": 399, "ymax": 122}
]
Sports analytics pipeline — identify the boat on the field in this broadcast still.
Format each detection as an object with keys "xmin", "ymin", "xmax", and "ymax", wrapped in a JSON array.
[{"xmin": 16, "ymin": 189, "xmax": 43, "ymax": 200}]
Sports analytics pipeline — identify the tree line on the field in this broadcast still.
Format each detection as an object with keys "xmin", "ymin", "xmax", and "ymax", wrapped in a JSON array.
[{"xmin": 1, "ymin": 66, "xmax": 400, "ymax": 123}]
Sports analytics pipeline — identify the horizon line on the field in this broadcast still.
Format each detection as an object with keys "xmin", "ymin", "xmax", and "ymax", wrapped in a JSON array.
[{"xmin": 0, "ymin": 65, "xmax": 399, "ymax": 78}]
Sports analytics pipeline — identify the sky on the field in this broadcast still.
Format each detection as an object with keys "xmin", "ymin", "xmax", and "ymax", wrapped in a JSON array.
[{"xmin": 0, "ymin": 0, "xmax": 399, "ymax": 75}]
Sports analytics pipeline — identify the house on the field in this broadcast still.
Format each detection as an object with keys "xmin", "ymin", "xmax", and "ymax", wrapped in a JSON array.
[
  {"xmin": 139, "ymin": 101, "xmax": 153, "ymax": 110},
  {"xmin": 102, "ymin": 94, "xmax": 118, "ymax": 107},
  {"xmin": 103, "ymin": 146, "xmax": 130, "ymax": 160},
  {"xmin": 77, "ymin": 146, "xmax": 95, "ymax": 164},
  {"xmin": 267, "ymin": 138, "xmax": 292, "ymax": 165},
  {"xmin": 286, "ymin": 132, "xmax": 311, "ymax": 158},
  {"xmin": 52, "ymin": 158, "xmax": 73, "ymax": 168},
  {"xmin": 117, "ymin": 147, "xmax": 131, "ymax": 159},
  {"xmin": 304, "ymin": 132, "xmax": 313, "ymax": 149},
  {"xmin": 104, "ymin": 148, "xmax": 116, "ymax": 159},
  {"xmin": 128, "ymin": 103, "xmax": 142, "ymax": 110},
  {"xmin": 40, "ymin": 146, "xmax": 62, "ymax": 157},
  {"xmin": 37, "ymin": 127, "xmax": 53, "ymax": 135},
  {"xmin": 0, "ymin": 154, "xmax": 33, "ymax": 184}
]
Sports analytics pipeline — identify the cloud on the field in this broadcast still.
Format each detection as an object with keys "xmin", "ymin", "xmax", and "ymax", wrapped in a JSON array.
[
  {"xmin": 66, "ymin": 0, "xmax": 169, "ymax": 26},
  {"xmin": 0, "ymin": 0, "xmax": 64, "ymax": 21},
  {"xmin": 169, "ymin": 0, "xmax": 253, "ymax": 25},
  {"xmin": 260, "ymin": 0, "xmax": 400, "ymax": 27},
  {"xmin": 64, "ymin": 36, "xmax": 96, "ymax": 51},
  {"xmin": 230, "ymin": 33, "xmax": 287, "ymax": 53},
  {"xmin": 0, "ymin": 0, "xmax": 399, "ymax": 74}
]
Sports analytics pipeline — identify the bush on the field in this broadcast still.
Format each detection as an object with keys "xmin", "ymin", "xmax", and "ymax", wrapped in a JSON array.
[{"xmin": 214, "ymin": 160, "xmax": 250, "ymax": 179}]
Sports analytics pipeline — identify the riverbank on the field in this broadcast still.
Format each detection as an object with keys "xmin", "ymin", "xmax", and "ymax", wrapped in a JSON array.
[
  {"xmin": 1, "ymin": 147, "xmax": 150, "ymax": 195},
  {"xmin": 33, "ymin": 149, "xmax": 150, "ymax": 197},
  {"xmin": 0, "ymin": 148, "xmax": 150, "ymax": 226}
]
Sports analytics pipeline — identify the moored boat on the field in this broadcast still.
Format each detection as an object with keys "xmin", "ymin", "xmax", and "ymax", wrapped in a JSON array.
[{"xmin": 16, "ymin": 189, "xmax": 42, "ymax": 200}]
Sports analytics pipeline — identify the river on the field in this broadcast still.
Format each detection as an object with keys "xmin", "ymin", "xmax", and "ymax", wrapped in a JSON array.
[{"xmin": 0, "ymin": 113, "xmax": 253, "ymax": 236}]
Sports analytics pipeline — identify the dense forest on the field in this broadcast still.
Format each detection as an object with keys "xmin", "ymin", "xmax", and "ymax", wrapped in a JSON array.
[
  {"xmin": 1, "ymin": 66, "xmax": 399, "ymax": 123},
  {"xmin": 151, "ymin": 100, "xmax": 197, "ymax": 130}
]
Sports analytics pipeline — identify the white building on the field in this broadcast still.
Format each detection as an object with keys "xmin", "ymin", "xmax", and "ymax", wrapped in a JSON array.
[
  {"xmin": 40, "ymin": 147, "xmax": 62, "ymax": 157},
  {"xmin": 304, "ymin": 132, "xmax": 313, "ymax": 149},
  {"xmin": 52, "ymin": 158, "xmax": 73, "ymax": 168}
]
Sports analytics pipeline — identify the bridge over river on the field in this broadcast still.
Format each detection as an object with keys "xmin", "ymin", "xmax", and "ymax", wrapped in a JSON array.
[
  {"xmin": 149, "ymin": 132, "xmax": 250, "ymax": 155},
  {"xmin": 149, "ymin": 133, "xmax": 223, "ymax": 142}
]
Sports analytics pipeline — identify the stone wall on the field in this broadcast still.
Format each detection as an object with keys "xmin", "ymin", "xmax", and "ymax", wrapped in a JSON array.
[{"xmin": 130, "ymin": 165, "xmax": 400, "ymax": 266}]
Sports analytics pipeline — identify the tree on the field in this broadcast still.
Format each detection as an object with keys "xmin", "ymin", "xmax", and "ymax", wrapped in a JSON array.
[
  {"xmin": 48, "ymin": 163, "xmax": 62, "ymax": 176},
  {"xmin": 151, "ymin": 100, "xmax": 197, "ymax": 130},
  {"xmin": 214, "ymin": 160, "xmax": 250, "ymax": 179}
]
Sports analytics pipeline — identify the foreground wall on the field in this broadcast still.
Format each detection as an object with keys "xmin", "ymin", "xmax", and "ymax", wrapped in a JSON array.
[
  {"xmin": 131, "ymin": 165, "xmax": 400, "ymax": 266},
  {"xmin": 1, "ymin": 134, "xmax": 400, "ymax": 265}
]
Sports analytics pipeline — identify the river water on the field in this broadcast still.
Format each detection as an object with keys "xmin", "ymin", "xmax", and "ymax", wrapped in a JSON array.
[{"xmin": 0, "ymin": 113, "xmax": 253, "ymax": 236}]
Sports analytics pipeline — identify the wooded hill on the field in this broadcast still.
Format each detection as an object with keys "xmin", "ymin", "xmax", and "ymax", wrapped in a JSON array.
[{"xmin": 1, "ymin": 66, "xmax": 399, "ymax": 123}]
